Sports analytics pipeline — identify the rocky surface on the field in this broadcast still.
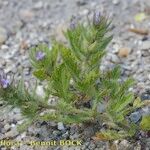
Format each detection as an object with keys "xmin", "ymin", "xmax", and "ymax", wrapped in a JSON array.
[{"xmin": 0, "ymin": 0, "xmax": 150, "ymax": 149}]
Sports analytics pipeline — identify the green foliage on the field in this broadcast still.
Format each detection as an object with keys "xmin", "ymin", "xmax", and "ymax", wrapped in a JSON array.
[
  {"xmin": 29, "ymin": 42, "xmax": 58, "ymax": 80},
  {"xmin": 0, "ymin": 12, "xmax": 149, "ymax": 140},
  {"xmin": 140, "ymin": 115, "xmax": 150, "ymax": 130},
  {"xmin": 94, "ymin": 128, "xmax": 135, "ymax": 141},
  {"xmin": 0, "ymin": 78, "xmax": 50, "ymax": 118}
]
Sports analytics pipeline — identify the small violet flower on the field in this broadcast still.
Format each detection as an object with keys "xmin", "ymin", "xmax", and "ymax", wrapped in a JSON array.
[
  {"xmin": 0, "ymin": 68, "xmax": 10, "ymax": 89},
  {"xmin": 36, "ymin": 51, "xmax": 46, "ymax": 61},
  {"xmin": 69, "ymin": 16, "xmax": 77, "ymax": 30},
  {"xmin": 93, "ymin": 11, "xmax": 101, "ymax": 26},
  {"xmin": 0, "ymin": 78, "xmax": 10, "ymax": 89}
]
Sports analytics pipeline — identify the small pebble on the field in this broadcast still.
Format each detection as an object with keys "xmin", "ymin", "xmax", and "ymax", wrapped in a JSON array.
[
  {"xmin": 141, "ymin": 92, "xmax": 150, "ymax": 100},
  {"xmin": 57, "ymin": 122, "xmax": 65, "ymax": 131},
  {"xmin": 0, "ymin": 27, "xmax": 8, "ymax": 45},
  {"xmin": 118, "ymin": 47, "xmax": 130, "ymax": 57},
  {"xmin": 141, "ymin": 41, "xmax": 150, "ymax": 50},
  {"xmin": 129, "ymin": 111, "xmax": 142, "ymax": 123},
  {"xmin": 5, "ymin": 127, "xmax": 19, "ymax": 138},
  {"xmin": 4, "ymin": 123, "xmax": 11, "ymax": 131}
]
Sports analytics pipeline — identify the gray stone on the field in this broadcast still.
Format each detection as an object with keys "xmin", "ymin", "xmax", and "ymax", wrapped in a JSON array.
[
  {"xmin": 141, "ymin": 107, "xmax": 150, "ymax": 116},
  {"xmin": 107, "ymin": 53, "xmax": 120, "ymax": 63},
  {"xmin": 62, "ymin": 131, "xmax": 69, "ymax": 139},
  {"xmin": 141, "ymin": 41, "xmax": 150, "ymax": 50},
  {"xmin": 70, "ymin": 125, "xmax": 79, "ymax": 135},
  {"xmin": 112, "ymin": 0, "xmax": 120, "ymax": 5},
  {"xmin": 4, "ymin": 123, "xmax": 11, "ymax": 131},
  {"xmin": 97, "ymin": 102, "xmax": 106, "ymax": 113},
  {"xmin": 85, "ymin": 142, "xmax": 90, "ymax": 147},
  {"xmin": 39, "ymin": 126, "xmax": 50, "ymax": 138},
  {"xmin": 76, "ymin": 0, "xmax": 87, "ymax": 6},
  {"xmin": 0, "ymin": 133, "xmax": 5, "ymax": 140},
  {"xmin": 83, "ymin": 126, "xmax": 95, "ymax": 138},
  {"xmin": 119, "ymin": 140, "xmax": 132, "ymax": 149},
  {"xmin": 81, "ymin": 145, "xmax": 87, "ymax": 150},
  {"xmin": 5, "ymin": 127, "xmax": 19, "ymax": 138},
  {"xmin": 19, "ymin": 145, "xmax": 33, "ymax": 150},
  {"xmin": 57, "ymin": 122, "xmax": 65, "ymax": 131},
  {"xmin": 28, "ymin": 126, "xmax": 41, "ymax": 135},
  {"xmin": 141, "ymin": 92, "xmax": 150, "ymax": 100},
  {"xmin": 36, "ymin": 85, "xmax": 45, "ymax": 98},
  {"xmin": 52, "ymin": 130, "xmax": 61, "ymax": 136},
  {"xmin": 88, "ymin": 142, "xmax": 96, "ymax": 150},
  {"xmin": 48, "ymin": 121, "xmax": 57, "ymax": 127},
  {"xmin": 96, "ymin": 141, "xmax": 109, "ymax": 148},
  {"xmin": 0, "ymin": 122, "xmax": 4, "ymax": 131},
  {"xmin": 145, "ymin": 138, "xmax": 150, "ymax": 149},
  {"xmin": 14, "ymin": 113, "xmax": 22, "ymax": 121},
  {"xmin": 70, "ymin": 133, "xmax": 80, "ymax": 140},
  {"xmin": 19, "ymin": 9, "xmax": 34, "ymax": 22},
  {"xmin": 121, "ymin": 64, "xmax": 132, "ymax": 71},
  {"xmin": 0, "ymin": 27, "xmax": 8, "ymax": 45},
  {"xmin": 1, "ymin": 44, "xmax": 9, "ymax": 50},
  {"xmin": 20, "ymin": 132, "xmax": 27, "ymax": 139},
  {"xmin": 33, "ymin": 1, "xmax": 43, "ymax": 9},
  {"xmin": 129, "ymin": 111, "xmax": 142, "ymax": 123}
]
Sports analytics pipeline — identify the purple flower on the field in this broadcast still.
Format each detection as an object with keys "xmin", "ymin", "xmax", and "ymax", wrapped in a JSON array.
[
  {"xmin": 36, "ymin": 51, "xmax": 46, "ymax": 61},
  {"xmin": 93, "ymin": 11, "xmax": 101, "ymax": 26},
  {"xmin": 0, "ymin": 79, "xmax": 10, "ymax": 88},
  {"xmin": 0, "ymin": 68, "xmax": 10, "ymax": 89},
  {"xmin": 69, "ymin": 16, "xmax": 77, "ymax": 30}
]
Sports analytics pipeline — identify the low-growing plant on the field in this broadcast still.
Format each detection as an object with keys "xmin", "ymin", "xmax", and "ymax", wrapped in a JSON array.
[{"xmin": 0, "ymin": 11, "xmax": 149, "ymax": 140}]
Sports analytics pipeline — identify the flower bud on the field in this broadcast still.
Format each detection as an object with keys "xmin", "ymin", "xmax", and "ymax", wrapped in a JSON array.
[
  {"xmin": 93, "ymin": 11, "xmax": 101, "ymax": 26},
  {"xmin": 69, "ymin": 16, "xmax": 77, "ymax": 30}
]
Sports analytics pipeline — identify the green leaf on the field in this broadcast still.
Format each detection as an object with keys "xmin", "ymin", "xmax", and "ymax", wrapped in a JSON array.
[
  {"xmin": 29, "ymin": 43, "xmax": 58, "ymax": 76},
  {"xmin": 133, "ymin": 97, "xmax": 143, "ymax": 108},
  {"xmin": 140, "ymin": 115, "xmax": 150, "ymax": 131},
  {"xmin": 94, "ymin": 130, "xmax": 132, "ymax": 141},
  {"xmin": 58, "ymin": 114, "xmax": 92, "ymax": 124},
  {"xmin": 110, "ymin": 93, "xmax": 134, "ymax": 113},
  {"xmin": 17, "ymin": 119, "xmax": 33, "ymax": 133},
  {"xmin": 51, "ymin": 64, "xmax": 71, "ymax": 101},
  {"xmin": 105, "ymin": 66, "xmax": 121, "ymax": 80},
  {"xmin": 65, "ymin": 24, "xmax": 85, "ymax": 60},
  {"xmin": 76, "ymin": 70, "xmax": 99, "ymax": 97},
  {"xmin": 33, "ymin": 69, "xmax": 47, "ymax": 80},
  {"xmin": 61, "ymin": 46, "xmax": 80, "ymax": 80}
]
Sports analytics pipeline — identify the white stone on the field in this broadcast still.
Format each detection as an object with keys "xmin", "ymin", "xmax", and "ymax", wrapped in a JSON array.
[
  {"xmin": 1, "ymin": 44, "xmax": 9, "ymax": 50},
  {"xmin": 36, "ymin": 85, "xmax": 45, "ymax": 98},
  {"xmin": 33, "ymin": 1, "xmax": 43, "ymax": 9},
  {"xmin": 57, "ymin": 122, "xmax": 65, "ymax": 130},
  {"xmin": 141, "ymin": 41, "xmax": 150, "ymax": 50},
  {"xmin": 112, "ymin": 0, "xmax": 120, "ymax": 5}
]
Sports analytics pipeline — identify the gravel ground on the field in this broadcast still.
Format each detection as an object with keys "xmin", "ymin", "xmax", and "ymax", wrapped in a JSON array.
[{"xmin": 0, "ymin": 0, "xmax": 150, "ymax": 149}]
